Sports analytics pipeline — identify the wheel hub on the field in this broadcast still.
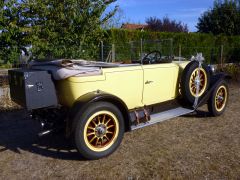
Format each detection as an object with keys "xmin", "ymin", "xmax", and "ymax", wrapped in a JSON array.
[
  {"xmin": 217, "ymin": 95, "xmax": 224, "ymax": 101},
  {"xmin": 195, "ymin": 77, "xmax": 201, "ymax": 86},
  {"xmin": 95, "ymin": 124, "xmax": 107, "ymax": 137}
]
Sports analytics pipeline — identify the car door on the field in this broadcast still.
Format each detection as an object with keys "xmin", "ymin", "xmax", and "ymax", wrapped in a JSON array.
[{"xmin": 142, "ymin": 63, "xmax": 178, "ymax": 105}]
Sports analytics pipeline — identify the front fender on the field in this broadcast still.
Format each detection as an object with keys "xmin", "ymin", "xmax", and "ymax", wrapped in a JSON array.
[{"xmin": 195, "ymin": 72, "xmax": 231, "ymax": 109}]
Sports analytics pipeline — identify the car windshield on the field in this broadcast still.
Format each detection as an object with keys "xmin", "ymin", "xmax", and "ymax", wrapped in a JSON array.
[{"xmin": 130, "ymin": 39, "xmax": 173, "ymax": 64}]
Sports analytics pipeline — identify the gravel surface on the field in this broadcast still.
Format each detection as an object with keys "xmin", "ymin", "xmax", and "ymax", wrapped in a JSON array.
[{"xmin": 0, "ymin": 83, "xmax": 239, "ymax": 180}]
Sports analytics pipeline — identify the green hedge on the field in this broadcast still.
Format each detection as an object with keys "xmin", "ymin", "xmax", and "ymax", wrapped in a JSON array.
[
  {"xmin": 103, "ymin": 29, "xmax": 240, "ymax": 63},
  {"xmin": 2, "ymin": 29, "xmax": 240, "ymax": 64}
]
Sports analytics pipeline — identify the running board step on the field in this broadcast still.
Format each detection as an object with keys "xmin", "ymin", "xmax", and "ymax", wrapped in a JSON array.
[{"xmin": 131, "ymin": 107, "xmax": 194, "ymax": 130}]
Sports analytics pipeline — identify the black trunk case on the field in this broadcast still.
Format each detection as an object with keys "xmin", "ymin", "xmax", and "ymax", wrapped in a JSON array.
[{"xmin": 8, "ymin": 69, "xmax": 58, "ymax": 110}]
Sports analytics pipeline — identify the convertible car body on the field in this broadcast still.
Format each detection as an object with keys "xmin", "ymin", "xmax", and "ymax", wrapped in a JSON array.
[
  {"xmin": 57, "ymin": 61, "xmax": 188, "ymax": 109},
  {"xmin": 8, "ymin": 52, "xmax": 230, "ymax": 159}
]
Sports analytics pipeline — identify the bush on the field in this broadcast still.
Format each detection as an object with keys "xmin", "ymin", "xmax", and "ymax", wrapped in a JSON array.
[
  {"xmin": 223, "ymin": 64, "xmax": 240, "ymax": 81},
  {"xmin": 104, "ymin": 29, "xmax": 240, "ymax": 63},
  {"xmin": 0, "ymin": 63, "xmax": 12, "ymax": 69}
]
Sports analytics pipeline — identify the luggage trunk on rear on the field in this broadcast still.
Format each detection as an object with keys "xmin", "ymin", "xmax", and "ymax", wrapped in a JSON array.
[{"xmin": 8, "ymin": 69, "xmax": 58, "ymax": 110}]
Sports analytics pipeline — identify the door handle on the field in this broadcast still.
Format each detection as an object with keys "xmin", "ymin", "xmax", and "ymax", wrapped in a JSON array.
[
  {"xmin": 145, "ymin": 80, "xmax": 154, "ymax": 84},
  {"xmin": 26, "ymin": 84, "xmax": 34, "ymax": 88}
]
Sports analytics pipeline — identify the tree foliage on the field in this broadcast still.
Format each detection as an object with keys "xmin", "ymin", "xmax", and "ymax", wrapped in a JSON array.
[
  {"xmin": 146, "ymin": 16, "xmax": 188, "ymax": 33},
  {"xmin": 197, "ymin": 0, "xmax": 240, "ymax": 35},
  {"xmin": 0, "ymin": 0, "xmax": 30, "ymax": 63},
  {"xmin": 0, "ymin": 0, "xmax": 117, "ymax": 62}
]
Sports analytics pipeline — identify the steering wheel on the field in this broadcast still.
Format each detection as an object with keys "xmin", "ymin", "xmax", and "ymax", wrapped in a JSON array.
[{"xmin": 142, "ymin": 51, "xmax": 162, "ymax": 64}]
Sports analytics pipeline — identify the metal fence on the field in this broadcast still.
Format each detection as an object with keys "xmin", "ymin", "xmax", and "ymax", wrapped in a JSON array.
[
  {"xmin": 99, "ymin": 39, "xmax": 240, "ymax": 65},
  {"xmin": 101, "ymin": 39, "xmax": 174, "ymax": 62},
  {"xmin": 1, "ymin": 40, "xmax": 240, "ymax": 66}
]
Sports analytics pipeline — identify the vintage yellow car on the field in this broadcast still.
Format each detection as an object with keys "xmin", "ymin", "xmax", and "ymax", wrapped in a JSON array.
[{"xmin": 8, "ymin": 51, "xmax": 230, "ymax": 159}]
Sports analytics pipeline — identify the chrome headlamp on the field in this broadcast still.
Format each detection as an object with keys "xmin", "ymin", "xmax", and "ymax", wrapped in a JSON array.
[{"xmin": 208, "ymin": 65, "xmax": 216, "ymax": 74}]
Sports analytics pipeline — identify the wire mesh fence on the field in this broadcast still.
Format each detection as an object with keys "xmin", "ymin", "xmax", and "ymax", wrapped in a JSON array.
[
  {"xmin": 102, "ymin": 39, "xmax": 174, "ymax": 62},
  {"xmin": 1, "ymin": 40, "xmax": 240, "ymax": 67},
  {"xmin": 101, "ymin": 39, "xmax": 240, "ymax": 65}
]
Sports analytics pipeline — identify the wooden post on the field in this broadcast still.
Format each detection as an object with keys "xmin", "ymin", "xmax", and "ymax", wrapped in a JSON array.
[
  {"xmin": 210, "ymin": 48, "xmax": 214, "ymax": 65},
  {"xmin": 179, "ymin": 44, "xmax": 182, "ymax": 61},
  {"xmin": 220, "ymin": 45, "xmax": 224, "ymax": 70},
  {"xmin": 130, "ymin": 41, "xmax": 134, "ymax": 62},
  {"xmin": 170, "ymin": 38, "xmax": 173, "ymax": 58},
  {"xmin": 112, "ymin": 44, "xmax": 115, "ymax": 62},
  {"xmin": 101, "ymin": 41, "xmax": 104, "ymax": 62}
]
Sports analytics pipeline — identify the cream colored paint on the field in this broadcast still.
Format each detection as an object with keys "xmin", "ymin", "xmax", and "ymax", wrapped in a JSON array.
[
  {"xmin": 142, "ymin": 63, "xmax": 178, "ymax": 105},
  {"xmin": 57, "ymin": 66, "xmax": 144, "ymax": 109},
  {"xmin": 57, "ymin": 61, "xmax": 190, "ymax": 110}
]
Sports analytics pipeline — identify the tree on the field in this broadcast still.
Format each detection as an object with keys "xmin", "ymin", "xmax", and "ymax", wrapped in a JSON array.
[
  {"xmin": 21, "ymin": 0, "xmax": 118, "ymax": 59},
  {"xmin": 197, "ymin": 0, "xmax": 240, "ymax": 35},
  {"xmin": 0, "ymin": 0, "xmax": 30, "ymax": 64},
  {"xmin": 0, "ymin": 0, "xmax": 117, "ymax": 62},
  {"xmin": 146, "ymin": 16, "xmax": 188, "ymax": 33}
]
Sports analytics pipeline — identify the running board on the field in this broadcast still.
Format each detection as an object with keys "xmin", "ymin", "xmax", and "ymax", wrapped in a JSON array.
[{"xmin": 131, "ymin": 107, "xmax": 194, "ymax": 130}]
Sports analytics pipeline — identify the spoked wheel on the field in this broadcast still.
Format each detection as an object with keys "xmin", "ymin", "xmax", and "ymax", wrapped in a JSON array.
[
  {"xmin": 73, "ymin": 102, "xmax": 124, "ymax": 160},
  {"xmin": 189, "ymin": 68, "xmax": 208, "ymax": 97},
  {"xmin": 181, "ymin": 61, "xmax": 210, "ymax": 104},
  {"xmin": 208, "ymin": 80, "xmax": 229, "ymax": 116},
  {"xmin": 215, "ymin": 86, "xmax": 228, "ymax": 111},
  {"xmin": 84, "ymin": 111, "xmax": 119, "ymax": 152}
]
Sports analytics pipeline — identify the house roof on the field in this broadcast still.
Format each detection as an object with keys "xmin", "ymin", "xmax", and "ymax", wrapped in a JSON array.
[{"xmin": 121, "ymin": 23, "xmax": 148, "ymax": 30}]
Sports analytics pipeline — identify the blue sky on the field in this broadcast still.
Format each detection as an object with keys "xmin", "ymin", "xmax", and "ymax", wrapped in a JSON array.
[{"xmin": 110, "ymin": 0, "xmax": 214, "ymax": 32}]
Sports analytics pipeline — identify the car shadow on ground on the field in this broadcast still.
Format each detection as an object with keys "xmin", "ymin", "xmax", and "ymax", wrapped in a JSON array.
[
  {"xmin": 182, "ymin": 109, "xmax": 212, "ymax": 118},
  {"xmin": 0, "ymin": 109, "xmax": 211, "ymax": 160},
  {"xmin": 0, "ymin": 109, "xmax": 84, "ymax": 161}
]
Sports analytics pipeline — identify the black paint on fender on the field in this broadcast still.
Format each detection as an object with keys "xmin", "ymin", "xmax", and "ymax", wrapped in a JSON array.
[
  {"xmin": 68, "ymin": 91, "xmax": 131, "ymax": 136},
  {"xmin": 194, "ymin": 72, "xmax": 231, "ymax": 109}
]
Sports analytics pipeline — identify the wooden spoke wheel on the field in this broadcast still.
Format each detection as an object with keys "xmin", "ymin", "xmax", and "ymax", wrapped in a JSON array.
[
  {"xmin": 214, "ymin": 86, "xmax": 228, "ymax": 112},
  {"xmin": 208, "ymin": 80, "xmax": 229, "ymax": 116},
  {"xmin": 181, "ymin": 61, "xmax": 210, "ymax": 104},
  {"xmin": 189, "ymin": 68, "xmax": 208, "ymax": 97},
  {"xmin": 73, "ymin": 102, "xmax": 124, "ymax": 160},
  {"xmin": 84, "ymin": 111, "xmax": 119, "ymax": 152}
]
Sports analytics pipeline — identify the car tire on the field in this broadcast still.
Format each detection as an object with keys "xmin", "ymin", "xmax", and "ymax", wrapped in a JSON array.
[
  {"xmin": 181, "ymin": 61, "xmax": 210, "ymax": 104},
  {"xmin": 208, "ymin": 80, "xmax": 229, "ymax": 116},
  {"xmin": 72, "ymin": 101, "xmax": 124, "ymax": 160}
]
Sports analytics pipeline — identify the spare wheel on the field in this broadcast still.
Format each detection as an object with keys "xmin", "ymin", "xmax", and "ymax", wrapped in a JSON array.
[{"xmin": 180, "ymin": 60, "xmax": 210, "ymax": 104}]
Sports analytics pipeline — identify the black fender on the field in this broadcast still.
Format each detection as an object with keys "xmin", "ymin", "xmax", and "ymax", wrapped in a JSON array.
[
  {"xmin": 194, "ymin": 72, "xmax": 231, "ymax": 109},
  {"xmin": 67, "ymin": 90, "xmax": 131, "ymax": 137}
]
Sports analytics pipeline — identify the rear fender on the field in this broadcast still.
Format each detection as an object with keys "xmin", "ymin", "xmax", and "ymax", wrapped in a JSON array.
[{"xmin": 67, "ymin": 91, "xmax": 131, "ymax": 137}]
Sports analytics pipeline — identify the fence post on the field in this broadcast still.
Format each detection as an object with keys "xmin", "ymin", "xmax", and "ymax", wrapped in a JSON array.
[
  {"xmin": 112, "ymin": 44, "xmax": 115, "ymax": 62},
  {"xmin": 101, "ymin": 41, "xmax": 104, "ymax": 62},
  {"xmin": 220, "ymin": 45, "xmax": 224, "ymax": 70},
  {"xmin": 179, "ymin": 44, "xmax": 182, "ymax": 61},
  {"xmin": 170, "ymin": 38, "xmax": 173, "ymax": 57},
  {"xmin": 210, "ymin": 48, "xmax": 214, "ymax": 65},
  {"xmin": 130, "ymin": 41, "xmax": 134, "ymax": 62}
]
